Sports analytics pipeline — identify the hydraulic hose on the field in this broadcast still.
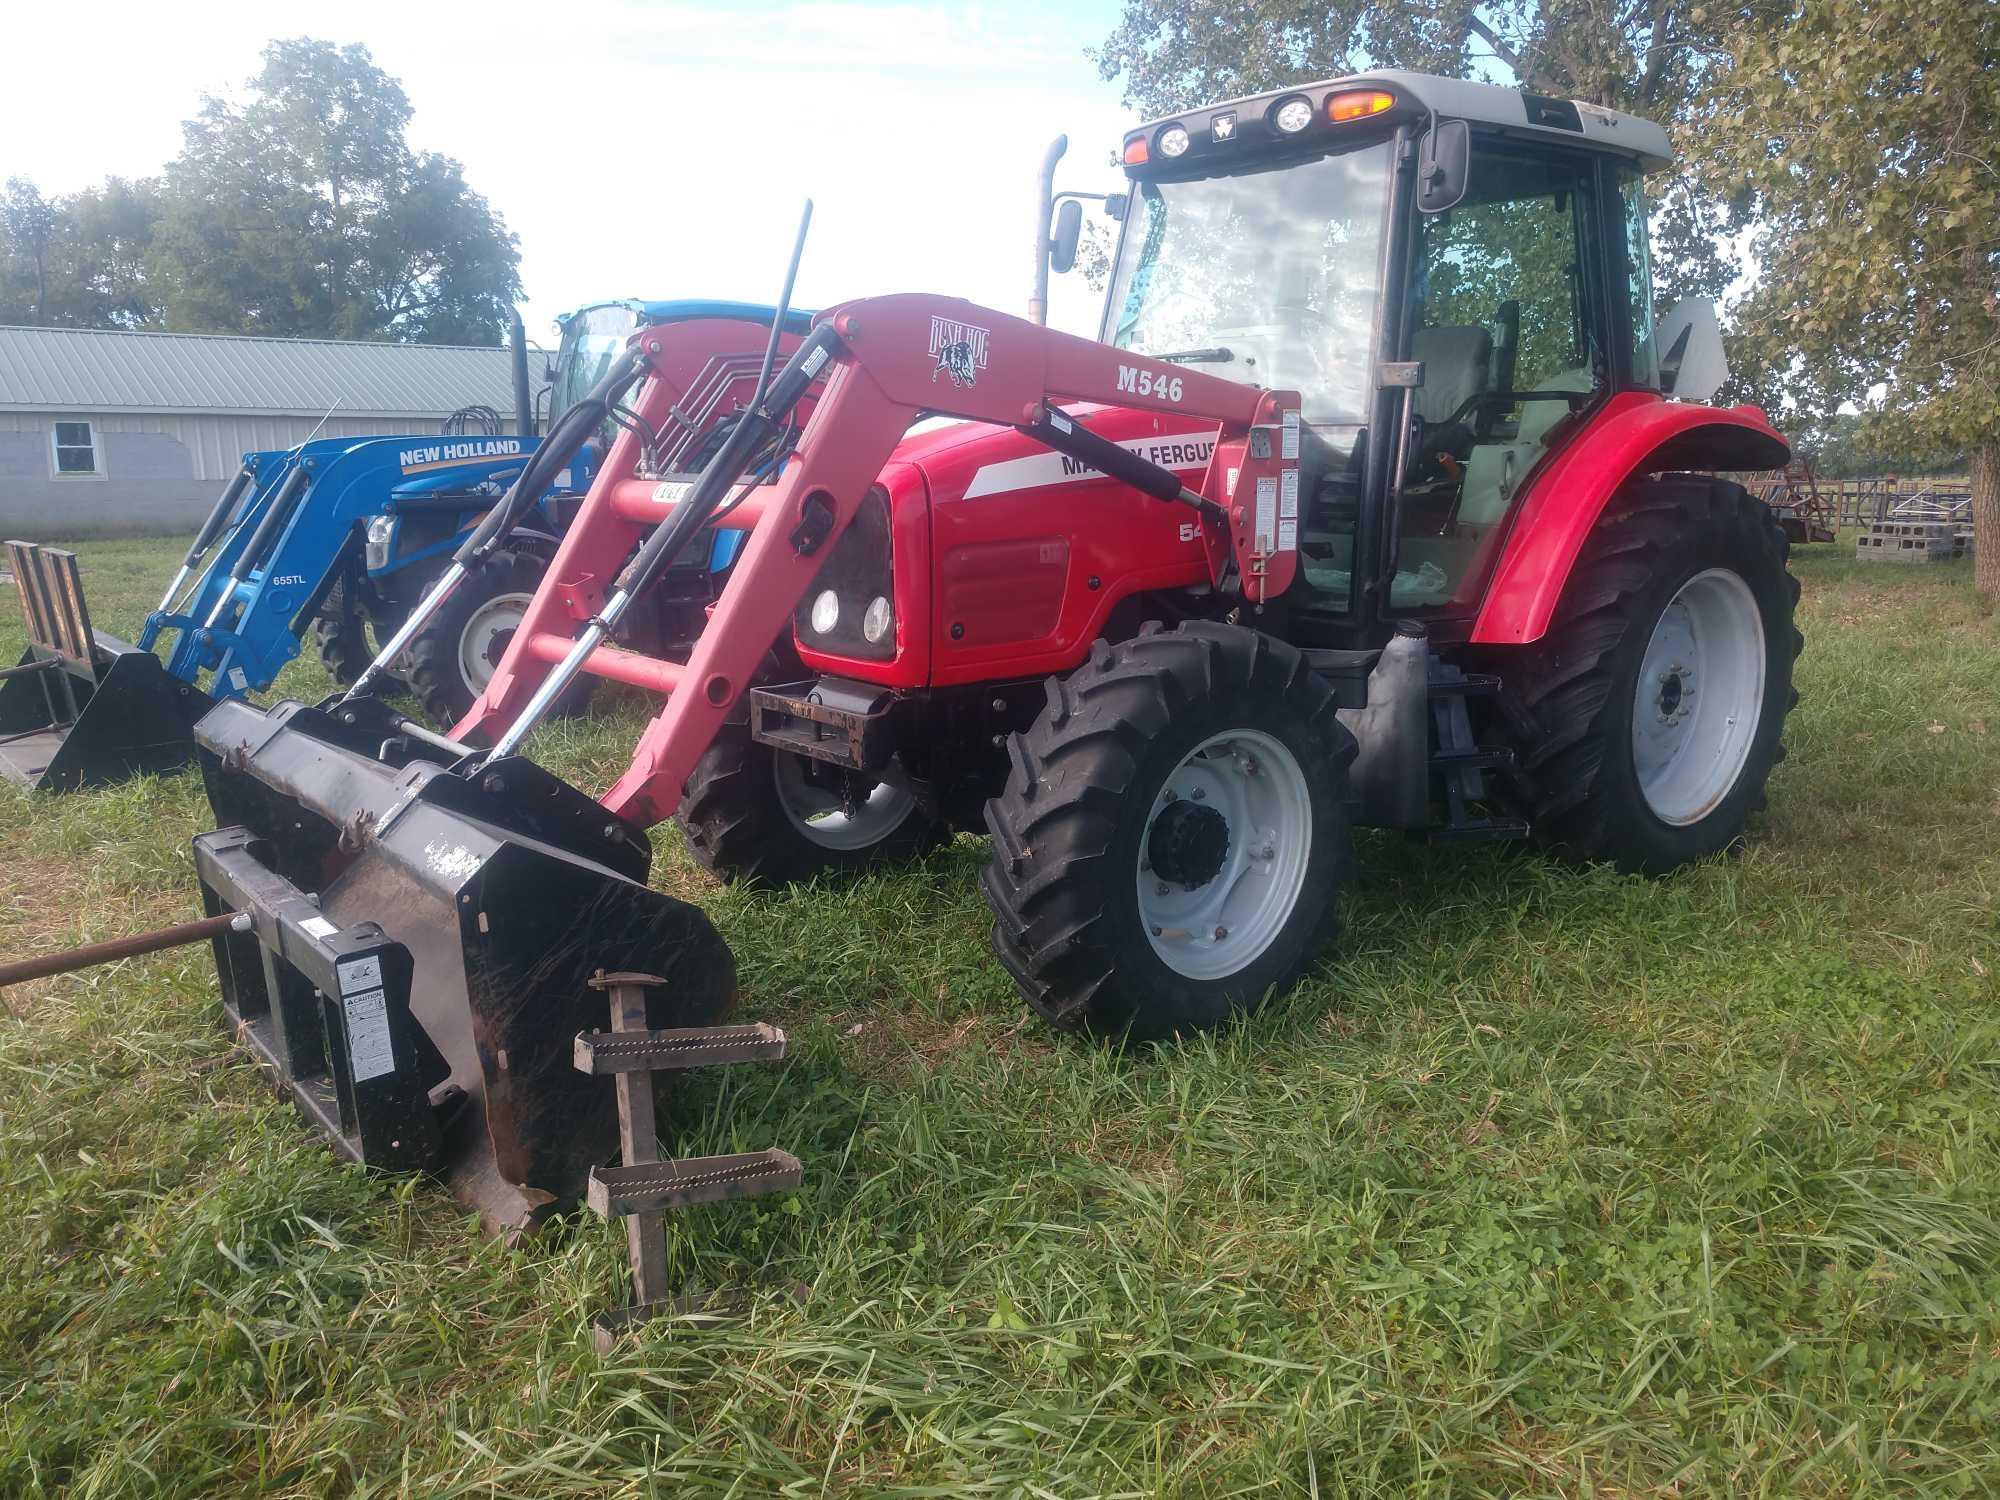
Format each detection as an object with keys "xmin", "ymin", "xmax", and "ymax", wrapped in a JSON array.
[
  {"xmin": 203, "ymin": 463, "xmax": 311, "ymax": 629},
  {"xmin": 156, "ymin": 466, "xmax": 255, "ymax": 614},
  {"xmin": 485, "ymin": 327, "xmax": 840, "ymax": 760},
  {"xmin": 341, "ymin": 349, "xmax": 650, "ymax": 704}
]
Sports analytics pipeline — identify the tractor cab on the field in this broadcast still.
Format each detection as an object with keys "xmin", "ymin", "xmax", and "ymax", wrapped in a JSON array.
[
  {"xmin": 1103, "ymin": 72, "xmax": 1687, "ymax": 645},
  {"xmin": 549, "ymin": 302, "xmax": 652, "ymax": 423}
]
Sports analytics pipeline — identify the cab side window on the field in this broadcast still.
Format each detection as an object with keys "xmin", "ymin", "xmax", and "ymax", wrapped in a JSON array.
[{"xmin": 1392, "ymin": 145, "xmax": 1607, "ymax": 612}]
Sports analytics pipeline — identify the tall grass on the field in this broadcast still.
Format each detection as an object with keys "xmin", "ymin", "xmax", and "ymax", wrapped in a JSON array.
[{"xmin": 1, "ymin": 538, "xmax": 1996, "ymax": 1495}]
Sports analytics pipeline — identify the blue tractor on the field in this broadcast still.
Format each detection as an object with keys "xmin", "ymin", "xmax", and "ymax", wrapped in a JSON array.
[{"xmin": 1, "ymin": 301, "xmax": 803, "ymax": 789}]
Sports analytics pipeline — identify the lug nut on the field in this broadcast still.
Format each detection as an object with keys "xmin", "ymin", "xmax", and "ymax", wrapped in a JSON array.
[
  {"xmin": 1191, "ymin": 787, "xmax": 1206, "ymax": 801},
  {"xmin": 1213, "ymin": 925, "xmax": 1228, "ymax": 940},
  {"xmin": 1155, "ymin": 881, "xmax": 1169, "ymax": 896}
]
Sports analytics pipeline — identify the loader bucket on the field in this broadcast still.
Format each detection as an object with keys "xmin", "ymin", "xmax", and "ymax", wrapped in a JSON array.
[
  {"xmin": 193, "ymin": 694, "xmax": 736, "ymax": 1238},
  {"xmin": 2, "ymin": 541, "xmax": 209, "ymax": 791}
]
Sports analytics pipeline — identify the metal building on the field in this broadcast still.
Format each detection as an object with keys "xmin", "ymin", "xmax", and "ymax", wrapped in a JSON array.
[{"xmin": 0, "ymin": 325, "xmax": 520, "ymax": 538}]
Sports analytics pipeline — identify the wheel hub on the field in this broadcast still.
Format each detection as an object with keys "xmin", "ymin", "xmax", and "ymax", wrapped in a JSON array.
[
  {"xmin": 1655, "ymin": 663, "xmax": 1693, "ymax": 725},
  {"xmin": 1148, "ymin": 797, "xmax": 1231, "ymax": 890},
  {"xmin": 773, "ymin": 749, "xmax": 917, "ymax": 851},
  {"xmin": 1135, "ymin": 728, "xmax": 1314, "ymax": 983},
  {"xmin": 1630, "ymin": 568, "xmax": 1766, "ymax": 826},
  {"xmin": 459, "ymin": 592, "xmax": 535, "ymax": 697}
]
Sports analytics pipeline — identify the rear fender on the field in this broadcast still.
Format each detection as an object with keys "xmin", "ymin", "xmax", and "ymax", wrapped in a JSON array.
[{"xmin": 1469, "ymin": 393, "xmax": 1789, "ymax": 645}]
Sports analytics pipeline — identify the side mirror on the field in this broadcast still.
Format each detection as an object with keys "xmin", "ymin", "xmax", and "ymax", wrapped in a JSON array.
[
  {"xmin": 1049, "ymin": 198, "xmax": 1083, "ymax": 275},
  {"xmin": 1416, "ymin": 119, "xmax": 1470, "ymax": 214},
  {"xmin": 1654, "ymin": 297, "xmax": 1728, "ymax": 401},
  {"xmin": 1104, "ymin": 192, "xmax": 1128, "ymax": 222}
]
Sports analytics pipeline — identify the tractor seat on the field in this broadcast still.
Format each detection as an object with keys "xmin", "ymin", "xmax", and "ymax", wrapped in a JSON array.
[{"xmin": 1411, "ymin": 325, "xmax": 1493, "ymax": 428}]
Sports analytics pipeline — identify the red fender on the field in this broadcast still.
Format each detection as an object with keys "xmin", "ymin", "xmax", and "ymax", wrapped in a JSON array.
[{"xmin": 1469, "ymin": 392, "xmax": 1790, "ymax": 645}]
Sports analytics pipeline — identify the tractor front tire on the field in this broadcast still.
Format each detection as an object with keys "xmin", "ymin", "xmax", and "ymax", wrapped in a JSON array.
[
  {"xmin": 312, "ymin": 580, "xmax": 372, "ymax": 689},
  {"xmin": 982, "ymin": 621, "xmax": 1355, "ymax": 1042},
  {"xmin": 677, "ymin": 726, "xmax": 945, "ymax": 887},
  {"xmin": 405, "ymin": 550, "xmax": 588, "ymax": 729},
  {"xmin": 1495, "ymin": 475, "xmax": 1800, "ymax": 873}
]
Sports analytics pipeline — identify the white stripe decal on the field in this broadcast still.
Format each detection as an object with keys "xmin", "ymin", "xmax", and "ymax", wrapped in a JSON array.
[{"xmin": 960, "ymin": 434, "xmax": 1217, "ymax": 500}]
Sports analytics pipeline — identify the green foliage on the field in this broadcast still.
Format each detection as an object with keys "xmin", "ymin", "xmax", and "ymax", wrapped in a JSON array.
[
  {"xmin": 146, "ymin": 39, "xmax": 521, "ymax": 344},
  {"xmin": 1692, "ymin": 0, "xmax": 2000, "ymax": 593},
  {"xmin": 1795, "ymin": 410, "xmax": 1965, "ymax": 481},
  {"xmin": 0, "ymin": 176, "xmax": 162, "ymax": 329},
  {"xmin": 1692, "ymin": 0, "xmax": 2000, "ymax": 454},
  {"xmin": 3, "ymin": 535, "xmax": 2000, "ymax": 1491}
]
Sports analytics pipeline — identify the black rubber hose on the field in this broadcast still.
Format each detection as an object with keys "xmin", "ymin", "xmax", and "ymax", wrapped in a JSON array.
[
  {"xmin": 186, "ymin": 467, "xmax": 254, "ymax": 562},
  {"xmin": 231, "ymin": 463, "xmax": 312, "ymax": 581},
  {"xmin": 453, "ymin": 348, "xmax": 649, "ymax": 568},
  {"xmin": 609, "ymin": 325, "xmax": 840, "ymax": 597}
]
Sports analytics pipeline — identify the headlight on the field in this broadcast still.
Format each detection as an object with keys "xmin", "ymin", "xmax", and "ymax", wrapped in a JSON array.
[
  {"xmin": 1273, "ymin": 97, "xmax": 1313, "ymax": 134},
  {"xmin": 364, "ymin": 513, "xmax": 395, "ymax": 570},
  {"xmin": 862, "ymin": 595, "xmax": 892, "ymax": 644},
  {"xmin": 810, "ymin": 589, "xmax": 840, "ymax": 634},
  {"xmin": 793, "ymin": 485, "xmax": 895, "ymax": 660},
  {"xmin": 1158, "ymin": 124, "xmax": 1190, "ymax": 158}
]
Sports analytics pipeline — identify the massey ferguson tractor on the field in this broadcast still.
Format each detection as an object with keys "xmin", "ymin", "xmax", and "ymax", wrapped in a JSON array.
[{"xmin": 135, "ymin": 70, "xmax": 1796, "ymax": 1234}]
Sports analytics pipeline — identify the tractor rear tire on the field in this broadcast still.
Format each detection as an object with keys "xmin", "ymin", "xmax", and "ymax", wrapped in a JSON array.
[
  {"xmin": 677, "ymin": 726, "xmax": 946, "ymax": 887},
  {"xmin": 1493, "ymin": 475, "xmax": 1800, "ymax": 873},
  {"xmin": 312, "ymin": 580, "xmax": 372, "ymax": 689},
  {"xmin": 982, "ymin": 621, "xmax": 1355, "ymax": 1041},
  {"xmin": 405, "ymin": 549, "xmax": 589, "ymax": 729}
]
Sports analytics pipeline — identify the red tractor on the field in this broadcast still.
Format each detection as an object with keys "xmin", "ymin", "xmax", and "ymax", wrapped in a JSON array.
[{"xmin": 188, "ymin": 70, "xmax": 1798, "ymax": 1230}]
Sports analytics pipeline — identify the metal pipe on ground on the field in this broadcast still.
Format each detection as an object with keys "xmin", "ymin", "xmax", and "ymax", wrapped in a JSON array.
[{"xmin": 0, "ymin": 911, "xmax": 249, "ymax": 990}]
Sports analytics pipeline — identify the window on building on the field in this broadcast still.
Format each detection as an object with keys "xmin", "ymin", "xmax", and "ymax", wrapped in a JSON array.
[{"xmin": 51, "ymin": 421, "xmax": 101, "ymax": 476}]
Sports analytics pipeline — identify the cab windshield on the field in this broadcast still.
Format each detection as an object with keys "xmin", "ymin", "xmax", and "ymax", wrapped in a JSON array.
[
  {"xmin": 551, "ymin": 303, "xmax": 644, "ymax": 416},
  {"xmin": 1104, "ymin": 139, "xmax": 1395, "ymax": 429}
]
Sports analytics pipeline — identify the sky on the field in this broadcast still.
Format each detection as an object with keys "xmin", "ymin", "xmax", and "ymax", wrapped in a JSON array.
[{"xmin": 1, "ymin": 0, "xmax": 1135, "ymax": 345}]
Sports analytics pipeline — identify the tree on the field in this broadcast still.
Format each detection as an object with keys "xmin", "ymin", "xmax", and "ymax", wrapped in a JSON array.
[
  {"xmin": 148, "ymin": 38, "xmax": 522, "ymax": 344},
  {"xmin": 0, "ymin": 178, "xmax": 161, "ymax": 328},
  {"xmin": 1692, "ymin": 0, "xmax": 2000, "ymax": 596},
  {"xmin": 0, "ymin": 178, "xmax": 57, "ymax": 322},
  {"xmin": 1092, "ymin": 0, "xmax": 1749, "ymax": 303}
]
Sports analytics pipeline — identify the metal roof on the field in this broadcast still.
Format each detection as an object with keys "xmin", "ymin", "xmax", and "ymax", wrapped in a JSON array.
[{"xmin": 0, "ymin": 325, "xmax": 519, "ymax": 419}]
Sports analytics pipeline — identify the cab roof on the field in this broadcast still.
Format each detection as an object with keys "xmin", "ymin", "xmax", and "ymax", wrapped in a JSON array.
[{"xmin": 1125, "ymin": 68, "xmax": 1672, "ymax": 175}]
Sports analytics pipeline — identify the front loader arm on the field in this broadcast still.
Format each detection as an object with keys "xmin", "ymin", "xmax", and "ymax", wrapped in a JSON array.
[{"xmin": 463, "ymin": 294, "xmax": 1304, "ymax": 829}]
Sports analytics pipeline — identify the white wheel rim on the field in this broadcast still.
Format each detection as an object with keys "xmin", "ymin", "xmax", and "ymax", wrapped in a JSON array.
[
  {"xmin": 1137, "ymin": 728, "xmax": 1313, "ymax": 981},
  {"xmin": 773, "ymin": 750, "xmax": 918, "ymax": 851},
  {"xmin": 459, "ymin": 592, "xmax": 534, "ymax": 697},
  {"xmin": 1630, "ymin": 567, "xmax": 1766, "ymax": 826}
]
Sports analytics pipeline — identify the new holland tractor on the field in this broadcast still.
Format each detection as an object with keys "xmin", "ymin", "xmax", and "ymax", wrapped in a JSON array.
[
  {"xmin": 308, "ymin": 300, "xmax": 801, "ymax": 725},
  {"xmin": 166, "ymin": 70, "xmax": 1796, "ymax": 1232},
  {"xmin": 1, "ymin": 302, "xmax": 806, "ymax": 790}
]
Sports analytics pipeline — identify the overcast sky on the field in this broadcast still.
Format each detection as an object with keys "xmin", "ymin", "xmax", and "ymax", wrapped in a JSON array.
[{"xmin": 2, "ymin": 0, "xmax": 1134, "ymax": 344}]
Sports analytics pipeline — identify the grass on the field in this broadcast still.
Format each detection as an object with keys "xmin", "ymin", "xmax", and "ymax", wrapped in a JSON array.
[{"xmin": 1, "ymin": 534, "xmax": 1998, "ymax": 1496}]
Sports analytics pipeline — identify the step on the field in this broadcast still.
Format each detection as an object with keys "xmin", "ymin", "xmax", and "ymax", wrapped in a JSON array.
[
  {"xmin": 587, "ymin": 1149, "xmax": 805, "ymax": 1217},
  {"xmin": 573, "ymin": 1022, "xmax": 788, "ymax": 1075},
  {"xmin": 1432, "ymin": 748, "xmax": 1514, "ymax": 774},
  {"xmin": 1426, "ymin": 670, "xmax": 1503, "ymax": 698}
]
